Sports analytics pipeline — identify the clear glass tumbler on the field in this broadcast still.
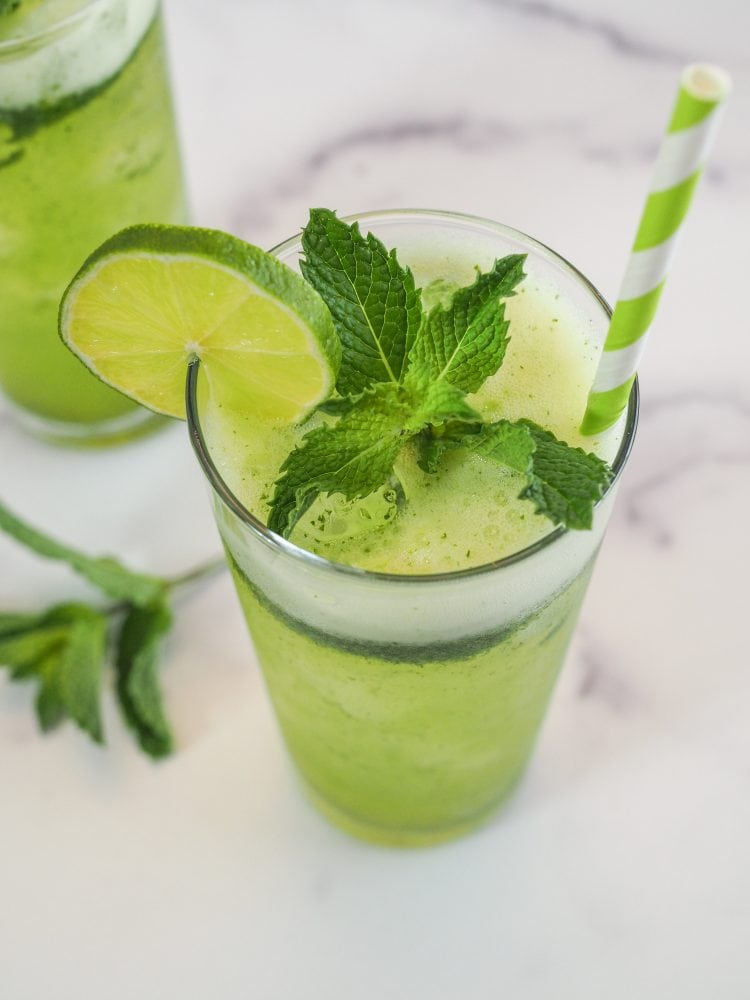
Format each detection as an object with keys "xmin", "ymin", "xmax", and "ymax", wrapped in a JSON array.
[
  {"xmin": 187, "ymin": 211, "xmax": 639, "ymax": 846},
  {"xmin": 0, "ymin": 0, "xmax": 186, "ymax": 444}
]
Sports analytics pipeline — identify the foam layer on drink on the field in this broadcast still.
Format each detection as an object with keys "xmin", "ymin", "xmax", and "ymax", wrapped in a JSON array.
[
  {"xmin": 0, "ymin": 0, "xmax": 157, "ymax": 108},
  {"xmin": 204, "ymin": 238, "xmax": 627, "ymax": 576}
]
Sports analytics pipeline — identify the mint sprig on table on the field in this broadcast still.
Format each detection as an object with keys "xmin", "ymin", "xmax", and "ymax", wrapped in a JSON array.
[
  {"xmin": 269, "ymin": 208, "xmax": 612, "ymax": 537},
  {"xmin": 0, "ymin": 499, "xmax": 220, "ymax": 757}
]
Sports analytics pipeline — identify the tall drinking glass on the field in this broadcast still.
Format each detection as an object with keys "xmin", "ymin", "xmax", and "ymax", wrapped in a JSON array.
[
  {"xmin": 0, "ymin": 0, "xmax": 186, "ymax": 444},
  {"xmin": 187, "ymin": 211, "xmax": 638, "ymax": 846}
]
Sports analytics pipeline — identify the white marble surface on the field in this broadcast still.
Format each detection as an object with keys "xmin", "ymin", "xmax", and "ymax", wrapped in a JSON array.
[{"xmin": 1, "ymin": 1, "xmax": 749, "ymax": 997}]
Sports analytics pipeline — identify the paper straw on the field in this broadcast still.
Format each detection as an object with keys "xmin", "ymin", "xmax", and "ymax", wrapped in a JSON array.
[{"xmin": 580, "ymin": 64, "xmax": 731, "ymax": 436}]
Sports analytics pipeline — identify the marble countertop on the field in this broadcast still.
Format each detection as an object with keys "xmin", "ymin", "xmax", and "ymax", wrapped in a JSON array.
[{"xmin": 1, "ymin": 1, "xmax": 749, "ymax": 997}]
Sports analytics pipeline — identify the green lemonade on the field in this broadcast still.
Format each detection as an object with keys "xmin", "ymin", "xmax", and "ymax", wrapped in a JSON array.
[
  {"xmin": 0, "ymin": 0, "xmax": 185, "ymax": 436},
  {"xmin": 197, "ymin": 214, "xmax": 631, "ymax": 845}
]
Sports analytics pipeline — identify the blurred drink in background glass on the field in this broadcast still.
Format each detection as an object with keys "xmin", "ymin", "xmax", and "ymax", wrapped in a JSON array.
[{"xmin": 0, "ymin": 0, "xmax": 186, "ymax": 443}]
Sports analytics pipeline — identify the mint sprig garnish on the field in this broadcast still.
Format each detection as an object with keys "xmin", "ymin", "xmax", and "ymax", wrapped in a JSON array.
[
  {"xmin": 269, "ymin": 210, "xmax": 613, "ymax": 539},
  {"xmin": 0, "ymin": 498, "xmax": 222, "ymax": 757}
]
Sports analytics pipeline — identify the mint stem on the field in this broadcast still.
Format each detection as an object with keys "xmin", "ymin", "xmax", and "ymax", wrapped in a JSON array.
[
  {"xmin": 98, "ymin": 556, "xmax": 226, "ymax": 617},
  {"xmin": 167, "ymin": 555, "xmax": 226, "ymax": 595}
]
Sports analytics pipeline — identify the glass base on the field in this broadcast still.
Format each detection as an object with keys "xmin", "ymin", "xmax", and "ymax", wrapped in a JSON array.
[
  {"xmin": 5, "ymin": 399, "xmax": 170, "ymax": 448},
  {"xmin": 301, "ymin": 772, "xmax": 524, "ymax": 848}
]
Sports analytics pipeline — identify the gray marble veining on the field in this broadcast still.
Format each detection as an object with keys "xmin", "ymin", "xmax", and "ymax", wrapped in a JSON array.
[
  {"xmin": 488, "ymin": 0, "xmax": 691, "ymax": 63},
  {"xmin": 2, "ymin": 0, "xmax": 749, "ymax": 997}
]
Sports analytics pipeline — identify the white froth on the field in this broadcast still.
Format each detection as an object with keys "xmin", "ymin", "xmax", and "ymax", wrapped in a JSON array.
[{"xmin": 0, "ymin": 0, "xmax": 158, "ymax": 109}]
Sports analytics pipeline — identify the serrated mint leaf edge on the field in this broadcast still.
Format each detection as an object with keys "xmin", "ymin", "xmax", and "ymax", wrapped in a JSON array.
[
  {"xmin": 409, "ymin": 254, "xmax": 526, "ymax": 395},
  {"xmin": 268, "ymin": 386, "xmax": 410, "ymax": 538},
  {"xmin": 517, "ymin": 420, "xmax": 613, "ymax": 530},
  {"xmin": 300, "ymin": 208, "xmax": 422, "ymax": 394}
]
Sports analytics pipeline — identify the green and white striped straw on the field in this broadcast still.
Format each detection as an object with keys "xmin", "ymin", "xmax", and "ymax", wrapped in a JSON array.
[{"xmin": 580, "ymin": 64, "xmax": 731, "ymax": 436}]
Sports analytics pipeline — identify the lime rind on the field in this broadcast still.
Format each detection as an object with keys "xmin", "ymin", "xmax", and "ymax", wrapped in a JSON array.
[{"xmin": 59, "ymin": 224, "xmax": 341, "ymax": 423}]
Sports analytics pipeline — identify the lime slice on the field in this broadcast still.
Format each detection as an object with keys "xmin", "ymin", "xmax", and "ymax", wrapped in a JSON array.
[{"xmin": 59, "ymin": 225, "xmax": 340, "ymax": 423}]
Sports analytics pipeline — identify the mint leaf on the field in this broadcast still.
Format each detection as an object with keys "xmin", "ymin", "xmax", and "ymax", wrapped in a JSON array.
[
  {"xmin": 468, "ymin": 419, "xmax": 537, "ymax": 473},
  {"xmin": 1, "ymin": 596, "xmax": 178, "ymax": 754},
  {"xmin": 115, "ymin": 600, "xmax": 174, "ymax": 759},
  {"xmin": 0, "ymin": 611, "xmax": 47, "ymax": 638},
  {"xmin": 269, "ymin": 383, "xmax": 411, "ymax": 538},
  {"xmin": 0, "ymin": 603, "xmax": 109, "ymax": 743},
  {"xmin": 270, "ymin": 374, "xmax": 483, "ymax": 538},
  {"xmin": 0, "ymin": 622, "xmax": 69, "ymax": 679},
  {"xmin": 270, "ymin": 368, "xmax": 483, "ymax": 538},
  {"xmin": 300, "ymin": 208, "xmax": 422, "ymax": 394},
  {"xmin": 465, "ymin": 420, "xmax": 611, "ymax": 529},
  {"xmin": 416, "ymin": 419, "xmax": 610, "ymax": 530},
  {"xmin": 53, "ymin": 607, "xmax": 108, "ymax": 744},
  {"xmin": 416, "ymin": 418, "xmax": 528, "ymax": 475},
  {"xmin": 0, "ymin": 603, "xmax": 107, "ymax": 739},
  {"xmin": 0, "ymin": 498, "xmax": 165, "ymax": 607},
  {"xmin": 316, "ymin": 396, "xmax": 356, "ymax": 418},
  {"xmin": 404, "ymin": 363, "xmax": 482, "ymax": 428},
  {"xmin": 516, "ymin": 421, "xmax": 612, "ymax": 530},
  {"xmin": 411, "ymin": 255, "xmax": 525, "ymax": 394},
  {"xmin": 415, "ymin": 431, "xmax": 451, "ymax": 475},
  {"xmin": 34, "ymin": 651, "xmax": 67, "ymax": 733}
]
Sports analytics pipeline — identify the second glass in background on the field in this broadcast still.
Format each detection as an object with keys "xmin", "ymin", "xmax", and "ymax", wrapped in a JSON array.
[{"xmin": 0, "ymin": 0, "xmax": 187, "ymax": 444}]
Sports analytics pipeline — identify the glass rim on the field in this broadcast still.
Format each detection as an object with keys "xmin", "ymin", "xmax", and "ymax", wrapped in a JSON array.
[
  {"xmin": 186, "ymin": 208, "xmax": 640, "ymax": 586},
  {"xmin": 0, "ymin": 0, "xmax": 122, "ymax": 53}
]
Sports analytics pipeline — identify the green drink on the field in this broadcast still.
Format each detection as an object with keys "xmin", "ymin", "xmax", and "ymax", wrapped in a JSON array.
[
  {"xmin": 0, "ymin": 0, "xmax": 185, "ymax": 442},
  {"xmin": 185, "ymin": 211, "xmax": 638, "ymax": 845},
  {"xmin": 55, "ymin": 208, "xmax": 637, "ymax": 843}
]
